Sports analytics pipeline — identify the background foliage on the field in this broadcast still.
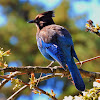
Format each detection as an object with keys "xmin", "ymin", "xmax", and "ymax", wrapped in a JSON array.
[{"xmin": 0, "ymin": 0, "xmax": 100, "ymax": 100}]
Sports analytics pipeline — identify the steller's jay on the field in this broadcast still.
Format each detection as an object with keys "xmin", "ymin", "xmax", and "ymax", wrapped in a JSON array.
[{"xmin": 28, "ymin": 11, "xmax": 85, "ymax": 91}]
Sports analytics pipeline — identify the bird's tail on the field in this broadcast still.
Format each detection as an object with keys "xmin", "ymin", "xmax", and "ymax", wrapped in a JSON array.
[{"xmin": 67, "ymin": 58, "xmax": 85, "ymax": 91}]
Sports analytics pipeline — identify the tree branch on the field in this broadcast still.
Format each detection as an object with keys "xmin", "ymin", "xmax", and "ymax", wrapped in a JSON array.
[
  {"xmin": 0, "ymin": 56, "xmax": 100, "ymax": 100},
  {"xmin": 7, "ymin": 84, "xmax": 58, "ymax": 100},
  {"xmin": 6, "ymin": 74, "xmax": 59, "ymax": 100},
  {"xmin": 0, "ymin": 71, "xmax": 22, "ymax": 89},
  {"xmin": 7, "ymin": 85, "xmax": 28, "ymax": 100},
  {"xmin": 1, "ymin": 72, "xmax": 99, "ymax": 100},
  {"xmin": 0, "ymin": 67, "xmax": 100, "ymax": 79},
  {"xmin": 76, "ymin": 56, "xmax": 100, "ymax": 65},
  {"xmin": 34, "ymin": 86, "xmax": 57, "ymax": 100},
  {"xmin": 1, "ymin": 73, "xmax": 61, "ymax": 100},
  {"xmin": 1, "ymin": 56, "xmax": 99, "ymax": 74}
]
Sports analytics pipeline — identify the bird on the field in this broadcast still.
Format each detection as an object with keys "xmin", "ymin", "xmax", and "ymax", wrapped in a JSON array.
[{"xmin": 28, "ymin": 11, "xmax": 85, "ymax": 91}]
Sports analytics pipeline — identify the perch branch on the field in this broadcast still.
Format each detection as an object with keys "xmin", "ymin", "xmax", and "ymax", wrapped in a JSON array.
[
  {"xmin": 0, "ymin": 56, "xmax": 99, "ymax": 73},
  {"xmin": 0, "ymin": 67, "xmax": 100, "ymax": 79}
]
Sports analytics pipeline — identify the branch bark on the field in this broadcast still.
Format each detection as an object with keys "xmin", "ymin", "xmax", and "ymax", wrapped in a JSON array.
[
  {"xmin": 1, "ymin": 67, "xmax": 100, "ymax": 79},
  {"xmin": 0, "ymin": 56, "xmax": 100, "ymax": 100},
  {"xmin": 1, "ymin": 56, "xmax": 99, "ymax": 75}
]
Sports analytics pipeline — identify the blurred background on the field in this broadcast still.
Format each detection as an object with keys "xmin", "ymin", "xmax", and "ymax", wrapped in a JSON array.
[{"xmin": 0, "ymin": 0, "xmax": 100, "ymax": 100}]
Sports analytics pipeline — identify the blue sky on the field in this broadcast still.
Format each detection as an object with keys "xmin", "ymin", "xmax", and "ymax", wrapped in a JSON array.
[
  {"xmin": 1, "ymin": 0, "xmax": 100, "ymax": 100},
  {"xmin": 0, "ymin": 0, "xmax": 100, "ymax": 26},
  {"xmin": 71, "ymin": 0, "xmax": 100, "ymax": 24},
  {"xmin": 0, "ymin": 6, "xmax": 7, "ymax": 26}
]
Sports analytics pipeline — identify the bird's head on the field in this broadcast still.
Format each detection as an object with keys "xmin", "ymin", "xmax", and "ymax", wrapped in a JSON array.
[{"xmin": 28, "ymin": 11, "xmax": 55, "ymax": 30}]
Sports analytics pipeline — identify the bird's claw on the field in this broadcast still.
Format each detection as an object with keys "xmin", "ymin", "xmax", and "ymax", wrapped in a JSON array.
[
  {"xmin": 50, "ymin": 67, "xmax": 53, "ymax": 72},
  {"xmin": 47, "ymin": 61, "xmax": 54, "ymax": 67},
  {"xmin": 46, "ymin": 61, "xmax": 55, "ymax": 72},
  {"xmin": 79, "ymin": 61, "xmax": 83, "ymax": 69},
  {"xmin": 46, "ymin": 66, "xmax": 53, "ymax": 72}
]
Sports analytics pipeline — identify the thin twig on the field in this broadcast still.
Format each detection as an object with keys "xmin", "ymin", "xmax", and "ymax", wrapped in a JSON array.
[
  {"xmin": 0, "ymin": 71, "xmax": 22, "ymax": 89},
  {"xmin": 76, "ymin": 56, "xmax": 100, "ymax": 65},
  {"xmin": 34, "ymin": 86, "xmax": 57, "ymax": 100},
  {"xmin": 7, "ymin": 74, "xmax": 59, "ymax": 100},
  {"xmin": 0, "ymin": 74, "xmax": 29, "ymax": 86},
  {"xmin": 0, "ymin": 73, "xmax": 63, "ymax": 88},
  {"xmin": 7, "ymin": 84, "xmax": 57, "ymax": 100},
  {"xmin": 7, "ymin": 85, "xmax": 28, "ymax": 100},
  {"xmin": 2, "ymin": 74, "xmax": 60, "ymax": 100},
  {"xmin": 37, "ymin": 73, "xmax": 63, "ymax": 82}
]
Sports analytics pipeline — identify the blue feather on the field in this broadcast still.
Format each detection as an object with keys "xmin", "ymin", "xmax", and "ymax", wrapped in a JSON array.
[
  {"xmin": 66, "ymin": 58, "xmax": 85, "ymax": 91},
  {"xmin": 36, "ymin": 24, "xmax": 85, "ymax": 91}
]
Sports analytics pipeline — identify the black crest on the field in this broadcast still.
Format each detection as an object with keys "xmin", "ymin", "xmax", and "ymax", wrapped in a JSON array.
[{"xmin": 39, "ymin": 11, "xmax": 55, "ymax": 18}]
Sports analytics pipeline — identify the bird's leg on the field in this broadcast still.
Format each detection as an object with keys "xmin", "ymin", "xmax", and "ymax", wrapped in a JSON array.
[
  {"xmin": 46, "ymin": 61, "xmax": 54, "ymax": 72},
  {"xmin": 47, "ymin": 61, "xmax": 54, "ymax": 67},
  {"xmin": 79, "ymin": 61, "xmax": 83, "ymax": 69}
]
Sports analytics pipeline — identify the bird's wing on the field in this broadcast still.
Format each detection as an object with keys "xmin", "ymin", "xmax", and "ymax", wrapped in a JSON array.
[
  {"xmin": 57, "ymin": 35, "xmax": 80, "ymax": 61},
  {"xmin": 39, "ymin": 39, "xmax": 67, "ymax": 70},
  {"xmin": 39, "ymin": 25, "xmax": 79, "ymax": 61},
  {"xmin": 46, "ymin": 44, "xmax": 67, "ymax": 70},
  {"xmin": 55, "ymin": 26, "xmax": 79, "ymax": 62}
]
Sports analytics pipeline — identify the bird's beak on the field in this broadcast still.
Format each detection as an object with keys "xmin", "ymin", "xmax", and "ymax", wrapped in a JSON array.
[{"xmin": 27, "ymin": 20, "xmax": 35, "ymax": 23}]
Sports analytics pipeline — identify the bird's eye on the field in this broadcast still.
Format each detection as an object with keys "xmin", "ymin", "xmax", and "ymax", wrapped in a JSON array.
[
  {"xmin": 35, "ymin": 19, "xmax": 38, "ymax": 23},
  {"xmin": 35, "ymin": 18, "xmax": 40, "ymax": 23}
]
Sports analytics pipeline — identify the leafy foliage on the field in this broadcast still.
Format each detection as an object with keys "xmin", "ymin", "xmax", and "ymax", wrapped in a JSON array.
[
  {"xmin": 86, "ymin": 20, "xmax": 100, "ymax": 37},
  {"xmin": 0, "ymin": 48, "xmax": 11, "ymax": 68},
  {"xmin": 63, "ymin": 79, "xmax": 100, "ymax": 100}
]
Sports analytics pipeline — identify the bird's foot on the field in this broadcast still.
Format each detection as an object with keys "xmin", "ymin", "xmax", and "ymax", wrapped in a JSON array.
[
  {"xmin": 47, "ymin": 61, "xmax": 54, "ymax": 67},
  {"xmin": 46, "ymin": 66, "xmax": 53, "ymax": 72},
  {"xmin": 50, "ymin": 67, "xmax": 54, "ymax": 72},
  {"xmin": 79, "ymin": 61, "xmax": 83, "ymax": 69},
  {"xmin": 46, "ymin": 61, "xmax": 54, "ymax": 72}
]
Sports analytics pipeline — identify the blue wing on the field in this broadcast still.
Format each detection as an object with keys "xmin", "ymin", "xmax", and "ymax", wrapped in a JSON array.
[
  {"xmin": 46, "ymin": 43, "xmax": 67, "ymax": 70},
  {"xmin": 37, "ymin": 38, "xmax": 67, "ymax": 70}
]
